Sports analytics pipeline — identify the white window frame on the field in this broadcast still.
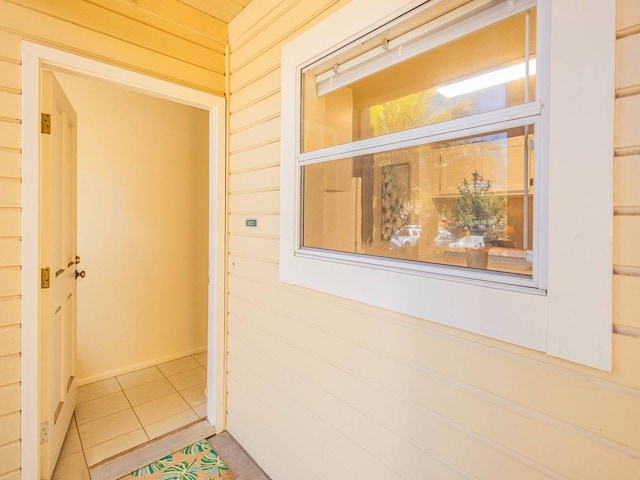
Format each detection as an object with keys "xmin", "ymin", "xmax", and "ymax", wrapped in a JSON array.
[{"xmin": 280, "ymin": 0, "xmax": 614, "ymax": 370}]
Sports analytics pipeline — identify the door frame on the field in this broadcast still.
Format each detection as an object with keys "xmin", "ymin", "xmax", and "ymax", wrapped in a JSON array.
[{"xmin": 21, "ymin": 42, "xmax": 227, "ymax": 480}]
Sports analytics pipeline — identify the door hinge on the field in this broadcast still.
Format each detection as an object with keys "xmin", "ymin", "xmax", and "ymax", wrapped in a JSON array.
[
  {"xmin": 41, "ymin": 267, "xmax": 50, "ymax": 289},
  {"xmin": 40, "ymin": 421, "xmax": 49, "ymax": 444},
  {"xmin": 41, "ymin": 113, "xmax": 51, "ymax": 134}
]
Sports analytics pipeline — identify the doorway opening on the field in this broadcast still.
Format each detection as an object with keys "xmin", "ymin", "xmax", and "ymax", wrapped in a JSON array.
[
  {"xmin": 54, "ymin": 71, "xmax": 210, "ymax": 385},
  {"xmin": 21, "ymin": 42, "xmax": 227, "ymax": 480}
]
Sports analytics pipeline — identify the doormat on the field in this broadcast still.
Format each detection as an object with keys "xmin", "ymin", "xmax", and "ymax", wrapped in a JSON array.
[{"xmin": 120, "ymin": 439, "xmax": 234, "ymax": 479}]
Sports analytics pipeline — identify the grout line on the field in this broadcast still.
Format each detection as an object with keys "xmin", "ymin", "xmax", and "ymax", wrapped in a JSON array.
[
  {"xmin": 158, "ymin": 362, "xmax": 170, "ymax": 380},
  {"xmin": 115, "ymin": 365, "xmax": 164, "ymax": 391},
  {"xmin": 175, "ymin": 387, "xmax": 192, "ymax": 408},
  {"xmin": 122, "ymin": 384, "xmax": 134, "ymax": 410},
  {"xmin": 141, "ymin": 424, "xmax": 152, "ymax": 442},
  {"xmin": 175, "ymin": 382, "xmax": 208, "ymax": 413},
  {"xmin": 114, "ymin": 373, "xmax": 125, "ymax": 391},
  {"xmin": 129, "ymin": 390, "xmax": 182, "ymax": 425},
  {"xmin": 128, "ymin": 403, "xmax": 147, "ymax": 437},
  {"xmin": 76, "ymin": 353, "xmax": 209, "ymax": 470},
  {"xmin": 138, "ymin": 405, "xmax": 196, "ymax": 436},
  {"xmin": 85, "ymin": 427, "xmax": 150, "ymax": 469},
  {"xmin": 76, "ymin": 405, "xmax": 132, "ymax": 428},
  {"xmin": 76, "ymin": 377, "xmax": 122, "ymax": 406},
  {"xmin": 189, "ymin": 404, "xmax": 204, "ymax": 421},
  {"xmin": 120, "ymin": 377, "xmax": 145, "ymax": 443},
  {"xmin": 73, "ymin": 414, "xmax": 92, "ymax": 478},
  {"xmin": 86, "ymin": 426, "xmax": 148, "ymax": 452},
  {"xmin": 78, "ymin": 414, "xmax": 144, "ymax": 452}
]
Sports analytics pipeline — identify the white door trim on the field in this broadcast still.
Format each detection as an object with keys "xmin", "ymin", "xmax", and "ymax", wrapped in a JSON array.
[{"xmin": 21, "ymin": 41, "xmax": 227, "ymax": 480}]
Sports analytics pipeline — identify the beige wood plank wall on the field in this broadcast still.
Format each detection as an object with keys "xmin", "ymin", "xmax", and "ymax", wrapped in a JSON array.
[
  {"xmin": 614, "ymin": 0, "xmax": 640, "ymax": 334},
  {"xmin": 0, "ymin": 1, "xmax": 227, "ymax": 477},
  {"xmin": 227, "ymin": 1, "xmax": 640, "ymax": 479}
]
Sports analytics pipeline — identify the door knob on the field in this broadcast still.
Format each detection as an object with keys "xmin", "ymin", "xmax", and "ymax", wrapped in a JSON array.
[{"xmin": 75, "ymin": 270, "xmax": 86, "ymax": 279}]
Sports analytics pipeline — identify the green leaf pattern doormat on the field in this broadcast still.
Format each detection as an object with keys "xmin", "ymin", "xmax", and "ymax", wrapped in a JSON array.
[{"xmin": 120, "ymin": 439, "xmax": 234, "ymax": 480}]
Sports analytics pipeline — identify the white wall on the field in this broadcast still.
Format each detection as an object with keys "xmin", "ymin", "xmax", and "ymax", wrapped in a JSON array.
[{"xmin": 56, "ymin": 72, "xmax": 210, "ymax": 384}]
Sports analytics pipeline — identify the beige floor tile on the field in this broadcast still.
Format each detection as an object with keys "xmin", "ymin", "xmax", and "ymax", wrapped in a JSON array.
[
  {"xmin": 75, "ymin": 391, "xmax": 130, "ymax": 425},
  {"xmin": 192, "ymin": 403, "xmax": 207, "ymax": 419},
  {"xmin": 84, "ymin": 428, "xmax": 148, "ymax": 467},
  {"xmin": 72, "ymin": 358, "xmax": 211, "ymax": 469},
  {"xmin": 116, "ymin": 366, "xmax": 163, "ymax": 390},
  {"xmin": 157, "ymin": 356, "xmax": 200, "ymax": 377},
  {"xmin": 77, "ymin": 378, "xmax": 121, "ymax": 404},
  {"xmin": 143, "ymin": 409, "xmax": 198, "ymax": 440},
  {"xmin": 133, "ymin": 392, "xmax": 191, "ymax": 426},
  {"xmin": 179, "ymin": 382, "xmax": 207, "ymax": 408},
  {"xmin": 58, "ymin": 426, "xmax": 82, "ymax": 459},
  {"xmin": 191, "ymin": 351, "xmax": 207, "ymax": 368},
  {"xmin": 78, "ymin": 409, "xmax": 142, "ymax": 449},
  {"xmin": 52, "ymin": 451, "xmax": 90, "ymax": 480},
  {"xmin": 167, "ymin": 367, "xmax": 206, "ymax": 391},
  {"xmin": 124, "ymin": 378, "xmax": 176, "ymax": 407}
]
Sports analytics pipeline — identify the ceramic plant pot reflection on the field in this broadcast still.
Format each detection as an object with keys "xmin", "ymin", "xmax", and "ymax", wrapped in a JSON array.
[{"xmin": 466, "ymin": 248, "xmax": 488, "ymax": 269}]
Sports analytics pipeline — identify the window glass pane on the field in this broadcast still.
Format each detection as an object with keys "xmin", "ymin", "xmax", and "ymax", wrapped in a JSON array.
[
  {"xmin": 301, "ymin": 126, "xmax": 535, "ymax": 276},
  {"xmin": 302, "ymin": 8, "xmax": 536, "ymax": 152}
]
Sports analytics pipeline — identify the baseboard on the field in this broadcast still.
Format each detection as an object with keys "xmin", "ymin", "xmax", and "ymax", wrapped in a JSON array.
[
  {"xmin": 89, "ymin": 419, "xmax": 216, "ymax": 480},
  {"xmin": 77, "ymin": 346, "xmax": 208, "ymax": 386}
]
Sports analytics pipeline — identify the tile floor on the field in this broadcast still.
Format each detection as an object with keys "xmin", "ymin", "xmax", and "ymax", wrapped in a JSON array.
[{"xmin": 52, "ymin": 352, "xmax": 208, "ymax": 479}]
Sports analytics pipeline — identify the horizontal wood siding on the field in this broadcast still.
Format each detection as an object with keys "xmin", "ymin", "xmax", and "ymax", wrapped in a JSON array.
[
  {"xmin": 0, "ymin": 17, "xmax": 21, "ymax": 475},
  {"xmin": 227, "ymin": 0, "xmax": 640, "ymax": 478},
  {"xmin": 614, "ymin": 0, "xmax": 640, "ymax": 343},
  {"xmin": 0, "ymin": 0, "xmax": 227, "ymax": 476},
  {"xmin": 0, "ymin": 0, "xmax": 225, "ymax": 95}
]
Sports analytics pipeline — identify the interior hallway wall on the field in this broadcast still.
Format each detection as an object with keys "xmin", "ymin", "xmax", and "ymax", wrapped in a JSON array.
[{"xmin": 56, "ymin": 72, "xmax": 209, "ymax": 384}]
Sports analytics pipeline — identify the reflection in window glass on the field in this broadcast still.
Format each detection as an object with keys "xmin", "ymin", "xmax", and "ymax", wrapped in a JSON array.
[
  {"xmin": 301, "ymin": 9, "xmax": 536, "ymax": 152},
  {"xmin": 302, "ymin": 126, "xmax": 535, "ymax": 275}
]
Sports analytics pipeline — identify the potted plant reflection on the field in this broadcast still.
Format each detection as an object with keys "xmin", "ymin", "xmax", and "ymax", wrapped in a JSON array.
[{"xmin": 451, "ymin": 170, "xmax": 505, "ymax": 268}]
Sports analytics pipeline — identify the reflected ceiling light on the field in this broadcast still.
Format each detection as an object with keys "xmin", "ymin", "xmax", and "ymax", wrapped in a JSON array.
[
  {"xmin": 436, "ymin": 59, "xmax": 536, "ymax": 98},
  {"xmin": 313, "ymin": 0, "xmax": 535, "ymax": 97}
]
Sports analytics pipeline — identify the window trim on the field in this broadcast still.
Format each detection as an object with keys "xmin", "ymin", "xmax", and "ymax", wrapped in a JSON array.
[
  {"xmin": 298, "ymin": 103, "xmax": 542, "ymax": 166},
  {"xmin": 298, "ymin": 0, "xmax": 543, "ymax": 290},
  {"xmin": 280, "ymin": 0, "xmax": 613, "ymax": 370}
]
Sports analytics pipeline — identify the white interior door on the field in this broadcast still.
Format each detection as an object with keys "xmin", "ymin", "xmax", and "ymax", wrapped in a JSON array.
[{"xmin": 39, "ymin": 70, "xmax": 79, "ymax": 480}]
